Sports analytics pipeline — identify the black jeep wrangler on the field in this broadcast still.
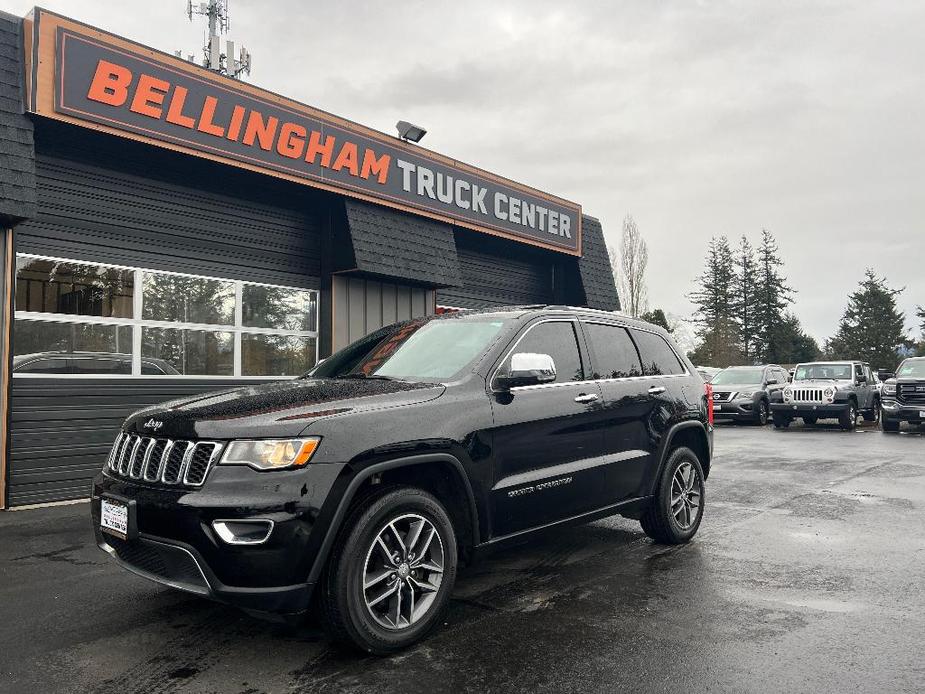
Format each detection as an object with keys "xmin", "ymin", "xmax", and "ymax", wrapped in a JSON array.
[
  {"xmin": 880, "ymin": 356, "xmax": 925, "ymax": 431},
  {"xmin": 91, "ymin": 306, "xmax": 712, "ymax": 653}
]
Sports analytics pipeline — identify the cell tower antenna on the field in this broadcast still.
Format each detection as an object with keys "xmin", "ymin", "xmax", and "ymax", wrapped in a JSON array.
[{"xmin": 179, "ymin": 0, "xmax": 252, "ymax": 80}]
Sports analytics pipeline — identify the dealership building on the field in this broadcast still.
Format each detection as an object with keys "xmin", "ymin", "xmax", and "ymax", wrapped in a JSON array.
[{"xmin": 0, "ymin": 8, "xmax": 619, "ymax": 508}]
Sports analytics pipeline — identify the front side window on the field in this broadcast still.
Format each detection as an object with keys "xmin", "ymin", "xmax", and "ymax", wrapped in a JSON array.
[
  {"xmin": 13, "ymin": 254, "xmax": 318, "ymax": 377},
  {"xmin": 503, "ymin": 321, "xmax": 584, "ymax": 384},
  {"xmin": 584, "ymin": 323, "xmax": 642, "ymax": 379},
  {"xmin": 630, "ymin": 329, "xmax": 685, "ymax": 376}
]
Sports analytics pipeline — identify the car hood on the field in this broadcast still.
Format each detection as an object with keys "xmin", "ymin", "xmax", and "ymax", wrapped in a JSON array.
[
  {"xmin": 713, "ymin": 382, "xmax": 762, "ymax": 392},
  {"xmin": 790, "ymin": 379, "xmax": 852, "ymax": 387},
  {"xmin": 124, "ymin": 378, "xmax": 446, "ymax": 439}
]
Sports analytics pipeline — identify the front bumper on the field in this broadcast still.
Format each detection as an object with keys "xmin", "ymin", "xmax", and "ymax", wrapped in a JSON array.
[
  {"xmin": 712, "ymin": 399, "xmax": 758, "ymax": 421},
  {"xmin": 91, "ymin": 461, "xmax": 346, "ymax": 614},
  {"xmin": 770, "ymin": 402, "xmax": 849, "ymax": 418},
  {"xmin": 881, "ymin": 400, "xmax": 925, "ymax": 422}
]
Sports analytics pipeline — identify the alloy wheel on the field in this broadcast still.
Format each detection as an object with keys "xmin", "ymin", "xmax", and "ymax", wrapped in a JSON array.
[
  {"xmin": 758, "ymin": 401, "xmax": 769, "ymax": 425},
  {"xmin": 670, "ymin": 461, "xmax": 702, "ymax": 530},
  {"xmin": 362, "ymin": 513, "xmax": 445, "ymax": 630}
]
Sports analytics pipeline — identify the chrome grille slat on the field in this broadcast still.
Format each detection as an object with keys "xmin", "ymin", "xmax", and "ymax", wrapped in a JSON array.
[
  {"xmin": 792, "ymin": 388, "xmax": 824, "ymax": 403},
  {"xmin": 143, "ymin": 439, "xmax": 170, "ymax": 482},
  {"xmin": 119, "ymin": 436, "xmax": 141, "ymax": 475},
  {"xmin": 106, "ymin": 434, "xmax": 220, "ymax": 487},
  {"xmin": 130, "ymin": 438, "xmax": 155, "ymax": 479}
]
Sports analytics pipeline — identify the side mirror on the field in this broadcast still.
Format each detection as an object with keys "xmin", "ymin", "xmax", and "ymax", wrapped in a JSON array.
[
  {"xmin": 856, "ymin": 374, "xmax": 867, "ymax": 384},
  {"xmin": 787, "ymin": 375, "xmax": 793, "ymax": 383},
  {"xmin": 495, "ymin": 352, "xmax": 557, "ymax": 390}
]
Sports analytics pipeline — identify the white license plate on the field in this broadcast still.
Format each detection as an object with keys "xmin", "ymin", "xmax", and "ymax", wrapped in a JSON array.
[{"xmin": 100, "ymin": 499, "xmax": 129, "ymax": 538}]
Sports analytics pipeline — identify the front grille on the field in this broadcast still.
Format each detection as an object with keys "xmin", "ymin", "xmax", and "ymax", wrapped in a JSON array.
[
  {"xmin": 898, "ymin": 384, "xmax": 925, "ymax": 404},
  {"xmin": 712, "ymin": 391, "xmax": 734, "ymax": 402},
  {"xmin": 107, "ymin": 433, "xmax": 222, "ymax": 487},
  {"xmin": 791, "ymin": 388, "xmax": 825, "ymax": 403}
]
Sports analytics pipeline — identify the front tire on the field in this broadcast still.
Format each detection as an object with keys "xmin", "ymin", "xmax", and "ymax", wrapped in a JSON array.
[
  {"xmin": 882, "ymin": 417, "xmax": 900, "ymax": 433},
  {"xmin": 839, "ymin": 401, "xmax": 858, "ymax": 431},
  {"xmin": 319, "ymin": 486, "xmax": 457, "ymax": 654},
  {"xmin": 640, "ymin": 447, "xmax": 705, "ymax": 544},
  {"xmin": 802, "ymin": 415, "xmax": 818, "ymax": 425},
  {"xmin": 755, "ymin": 400, "xmax": 770, "ymax": 426},
  {"xmin": 863, "ymin": 398, "xmax": 880, "ymax": 423},
  {"xmin": 773, "ymin": 413, "xmax": 791, "ymax": 429}
]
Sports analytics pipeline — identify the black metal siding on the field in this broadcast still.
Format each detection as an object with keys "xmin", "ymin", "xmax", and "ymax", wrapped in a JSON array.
[
  {"xmin": 7, "ymin": 379, "xmax": 275, "ymax": 506},
  {"xmin": 17, "ymin": 120, "xmax": 325, "ymax": 288},
  {"xmin": 437, "ymin": 230, "xmax": 554, "ymax": 309}
]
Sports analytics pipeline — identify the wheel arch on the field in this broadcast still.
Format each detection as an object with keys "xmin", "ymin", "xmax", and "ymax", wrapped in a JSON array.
[
  {"xmin": 650, "ymin": 421, "xmax": 712, "ymax": 492},
  {"xmin": 306, "ymin": 453, "xmax": 480, "ymax": 586}
]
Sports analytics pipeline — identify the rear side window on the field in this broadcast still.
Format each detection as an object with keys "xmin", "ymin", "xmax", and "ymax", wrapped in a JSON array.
[
  {"xmin": 505, "ymin": 321, "xmax": 584, "ymax": 383},
  {"xmin": 584, "ymin": 323, "xmax": 642, "ymax": 379},
  {"xmin": 630, "ymin": 329, "xmax": 685, "ymax": 376}
]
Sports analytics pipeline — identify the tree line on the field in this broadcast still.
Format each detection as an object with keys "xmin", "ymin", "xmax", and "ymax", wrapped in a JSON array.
[{"xmin": 610, "ymin": 216, "xmax": 923, "ymax": 370}]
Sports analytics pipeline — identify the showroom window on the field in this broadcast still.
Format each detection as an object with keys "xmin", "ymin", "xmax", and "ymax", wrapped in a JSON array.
[{"xmin": 12, "ymin": 255, "xmax": 318, "ymax": 377}]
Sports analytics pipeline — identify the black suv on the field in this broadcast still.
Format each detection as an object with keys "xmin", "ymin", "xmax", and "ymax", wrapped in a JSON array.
[
  {"xmin": 91, "ymin": 306, "xmax": 712, "ymax": 653},
  {"xmin": 710, "ymin": 364, "xmax": 789, "ymax": 425},
  {"xmin": 880, "ymin": 357, "xmax": 925, "ymax": 431}
]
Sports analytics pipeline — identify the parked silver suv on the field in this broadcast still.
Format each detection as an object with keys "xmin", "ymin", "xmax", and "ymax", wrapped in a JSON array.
[{"xmin": 769, "ymin": 361, "xmax": 880, "ymax": 430}]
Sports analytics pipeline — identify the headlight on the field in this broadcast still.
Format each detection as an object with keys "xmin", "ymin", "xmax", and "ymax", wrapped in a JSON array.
[
  {"xmin": 220, "ymin": 437, "xmax": 321, "ymax": 471},
  {"xmin": 783, "ymin": 387, "xmax": 792, "ymax": 400},
  {"xmin": 884, "ymin": 384, "xmax": 897, "ymax": 396},
  {"xmin": 824, "ymin": 387, "xmax": 835, "ymax": 398},
  {"xmin": 738, "ymin": 390, "xmax": 756, "ymax": 399}
]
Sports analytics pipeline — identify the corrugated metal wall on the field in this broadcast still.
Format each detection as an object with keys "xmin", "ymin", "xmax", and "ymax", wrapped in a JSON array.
[
  {"xmin": 437, "ymin": 229, "xmax": 555, "ymax": 309},
  {"xmin": 7, "ymin": 379, "xmax": 264, "ymax": 507},
  {"xmin": 6, "ymin": 123, "xmax": 326, "ymax": 506},
  {"xmin": 332, "ymin": 275, "xmax": 435, "ymax": 352}
]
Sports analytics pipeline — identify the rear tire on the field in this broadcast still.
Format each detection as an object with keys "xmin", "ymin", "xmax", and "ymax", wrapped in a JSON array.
[
  {"xmin": 882, "ymin": 417, "xmax": 900, "ymax": 433},
  {"xmin": 772, "ymin": 413, "xmax": 791, "ymax": 429},
  {"xmin": 863, "ymin": 398, "xmax": 880, "ymax": 422},
  {"xmin": 640, "ymin": 447, "xmax": 705, "ymax": 544},
  {"xmin": 839, "ymin": 401, "xmax": 858, "ymax": 431},
  {"xmin": 318, "ymin": 486, "xmax": 457, "ymax": 655}
]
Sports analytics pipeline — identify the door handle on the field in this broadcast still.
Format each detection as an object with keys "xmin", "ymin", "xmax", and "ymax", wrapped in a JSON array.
[
  {"xmin": 574, "ymin": 393, "xmax": 600, "ymax": 404},
  {"xmin": 648, "ymin": 386, "xmax": 666, "ymax": 395}
]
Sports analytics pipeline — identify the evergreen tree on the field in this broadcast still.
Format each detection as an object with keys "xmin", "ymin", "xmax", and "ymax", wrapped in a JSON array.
[
  {"xmin": 826, "ymin": 270, "xmax": 907, "ymax": 369},
  {"xmin": 640, "ymin": 308, "xmax": 673, "ymax": 333},
  {"xmin": 753, "ymin": 229, "xmax": 794, "ymax": 363},
  {"xmin": 918, "ymin": 306, "xmax": 925, "ymax": 356},
  {"xmin": 688, "ymin": 236, "xmax": 740, "ymax": 366},
  {"xmin": 732, "ymin": 235, "xmax": 758, "ymax": 362},
  {"xmin": 769, "ymin": 313, "xmax": 820, "ymax": 364}
]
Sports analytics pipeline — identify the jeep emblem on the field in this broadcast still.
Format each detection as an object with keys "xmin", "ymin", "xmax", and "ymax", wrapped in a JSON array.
[{"xmin": 143, "ymin": 418, "xmax": 164, "ymax": 431}]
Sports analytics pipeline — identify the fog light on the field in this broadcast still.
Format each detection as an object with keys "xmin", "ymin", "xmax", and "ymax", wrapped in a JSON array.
[{"xmin": 212, "ymin": 519, "xmax": 274, "ymax": 545}]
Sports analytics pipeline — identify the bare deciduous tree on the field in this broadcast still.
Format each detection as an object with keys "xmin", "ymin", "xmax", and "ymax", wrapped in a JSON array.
[{"xmin": 609, "ymin": 214, "xmax": 648, "ymax": 317}]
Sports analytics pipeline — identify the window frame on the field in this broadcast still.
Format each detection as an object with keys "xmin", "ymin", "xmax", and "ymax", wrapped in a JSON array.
[
  {"xmin": 13, "ymin": 253, "xmax": 319, "ymax": 379},
  {"xmin": 490, "ymin": 318, "xmax": 587, "ymax": 391}
]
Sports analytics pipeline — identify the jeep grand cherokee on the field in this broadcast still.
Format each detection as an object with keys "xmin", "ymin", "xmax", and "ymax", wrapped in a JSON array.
[{"xmin": 91, "ymin": 306, "xmax": 713, "ymax": 654}]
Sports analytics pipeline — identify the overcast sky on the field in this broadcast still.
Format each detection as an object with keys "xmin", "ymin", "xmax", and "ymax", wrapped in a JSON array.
[{"xmin": 11, "ymin": 1, "xmax": 924, "ymax": 344}]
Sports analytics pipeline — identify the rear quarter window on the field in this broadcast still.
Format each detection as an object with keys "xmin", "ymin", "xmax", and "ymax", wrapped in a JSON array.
[{"xmin": 629, "ymin": 329, "xmax": 685, "ymax": 376}]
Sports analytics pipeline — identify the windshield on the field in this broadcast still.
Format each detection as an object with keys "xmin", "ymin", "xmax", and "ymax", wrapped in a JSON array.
[
  {"xmin": 309, "ymin": 317, "xmax": 509, "ymax": 382},
  {"xmin": 794, "ymin": 363, "xmax": 853, "ymax": 380},
  {"xmin": 896, "ymin": 360, "xmax": 925, "ymax": 379},
  {"xmin": 711, "ymin": 368, "xmax": 764, "ymax": 385}
]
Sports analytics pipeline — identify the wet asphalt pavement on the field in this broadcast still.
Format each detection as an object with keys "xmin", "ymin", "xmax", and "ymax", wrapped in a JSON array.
[{"xmin": 1, "ymin": 422, "xmax": 924, "ymax": 693}]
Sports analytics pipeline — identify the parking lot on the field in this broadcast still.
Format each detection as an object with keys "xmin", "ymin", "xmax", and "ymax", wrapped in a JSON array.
[{"xmin": 1, "ymin": 422, "xmax": 923, "ymax": 694}]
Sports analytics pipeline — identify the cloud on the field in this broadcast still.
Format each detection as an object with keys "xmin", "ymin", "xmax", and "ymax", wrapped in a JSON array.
[{"xmin": 10, "ymin": 0, "xmax": 925, "ymax": 342}]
